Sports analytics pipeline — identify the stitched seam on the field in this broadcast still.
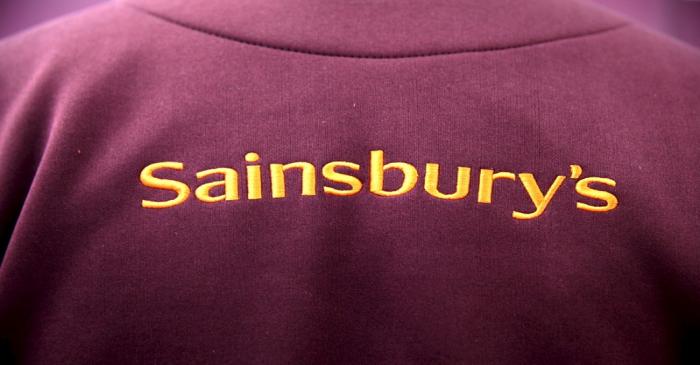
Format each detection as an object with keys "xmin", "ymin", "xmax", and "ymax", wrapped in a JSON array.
[{"xmin": 119, "ymin": 2, "xmax": 629, "ymax": 59}]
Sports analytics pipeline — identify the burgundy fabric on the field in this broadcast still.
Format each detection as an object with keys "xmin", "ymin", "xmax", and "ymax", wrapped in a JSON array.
[{"xmin": 0, "ymin": 0, "xmax": 699, "ymax": 363}]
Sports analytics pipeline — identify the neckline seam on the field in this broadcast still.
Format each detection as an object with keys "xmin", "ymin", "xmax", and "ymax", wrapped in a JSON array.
[{"xmin": 119, "ymin": 1, "xmax": 629, "ymax": 59}]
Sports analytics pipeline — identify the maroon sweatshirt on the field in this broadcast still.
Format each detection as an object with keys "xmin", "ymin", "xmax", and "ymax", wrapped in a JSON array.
[{"xmin": 1, "ymin": 0, "xmax": 699, "ymax": 363}]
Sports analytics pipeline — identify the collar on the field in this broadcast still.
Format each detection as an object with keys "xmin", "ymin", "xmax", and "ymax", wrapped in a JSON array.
[{"xmin": 117, "ymin": 0, "xmax": 626, "ymax": 58}]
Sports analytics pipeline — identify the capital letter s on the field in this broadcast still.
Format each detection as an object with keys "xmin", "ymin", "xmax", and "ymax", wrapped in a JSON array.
[{"xmin": 140, "ymin": 162, "xmax": 190, "ymax": 208}]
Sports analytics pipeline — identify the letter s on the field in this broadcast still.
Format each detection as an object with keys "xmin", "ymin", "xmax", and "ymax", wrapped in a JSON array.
[
  {"xmin": 140, "ymin": 162, "xmax": 190, "ymax": 208},
  {"xmin": 575, "ymin": 177, "xmax": 618, "ymax": 212},
  {"xmin": 322, "ymin": 161, "xmax": 362, "ymax": 196}
]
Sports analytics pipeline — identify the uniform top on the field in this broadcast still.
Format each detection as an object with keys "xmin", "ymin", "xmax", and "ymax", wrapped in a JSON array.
[{"xmin": 0, "ymin": 0, "xmax": 699, "ymax": 363}]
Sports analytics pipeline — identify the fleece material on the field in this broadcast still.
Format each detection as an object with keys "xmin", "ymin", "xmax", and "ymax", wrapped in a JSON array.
[{"xmin": 0, "ymin": 0, "xmax": 699, "ymax": 363}]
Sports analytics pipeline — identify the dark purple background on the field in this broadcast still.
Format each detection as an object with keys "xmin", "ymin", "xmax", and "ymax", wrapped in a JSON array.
[
  {"xmin": 1, "ymin": 0, "xmax": 699, "ymax": 362},
  {"xmin": 1, "ymin": 0, "xmax": 700, "ymax": 48}
]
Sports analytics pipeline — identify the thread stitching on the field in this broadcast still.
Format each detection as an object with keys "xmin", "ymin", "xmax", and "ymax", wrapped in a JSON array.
[{"xmin": 120, "ymin": 2, "xmax": 629, "ymax": 59}]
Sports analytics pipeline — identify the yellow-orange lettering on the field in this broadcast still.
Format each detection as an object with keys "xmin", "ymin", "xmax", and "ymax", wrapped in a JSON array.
[
  {"xmin": 194, "ymin": 168, "xmax": 239, "ymax": 202},
  {"xmin": 576, "ymin": 177, "xmax": 618, "ymax": 212},
  {"xmin": 140, "ymin": 162, "xmax": 190, "ymax": 208},
  {"xmin": 570, "ymin": 164, "xmax": 583, "ymax": 179},
  {"xmin": 322, "ymin": 161, "xmax": 362, "ymax": 196},
  {"xmin": 139, "ymin": 152, "xmax": 620, "ymax": 220},
  {"xmin": 513, "ymin": 173, "xmax": 566, "ymax": 220},
  {"xmin": 477, "ymin": 169, "xmax": 516, "ymax": 204},
  {"xmin": 369, "ymin": 150, "xmax": 418, "ymax": 197},
  {"xmin": 270, "ymin": 162, "xmax": 317, "ymax": 198},
  {"xmin": 245, "ymin": 152, "xmax": 262, "ymax": 200},
  {"xmin": 424, "ymin": 163, "xmax": 470, "ymax": 200}
]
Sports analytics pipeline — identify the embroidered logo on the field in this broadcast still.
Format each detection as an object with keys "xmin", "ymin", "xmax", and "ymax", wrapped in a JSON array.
[{"xmin": 139, "ymin": 150, "xmax": 618, "ymax": 220}]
